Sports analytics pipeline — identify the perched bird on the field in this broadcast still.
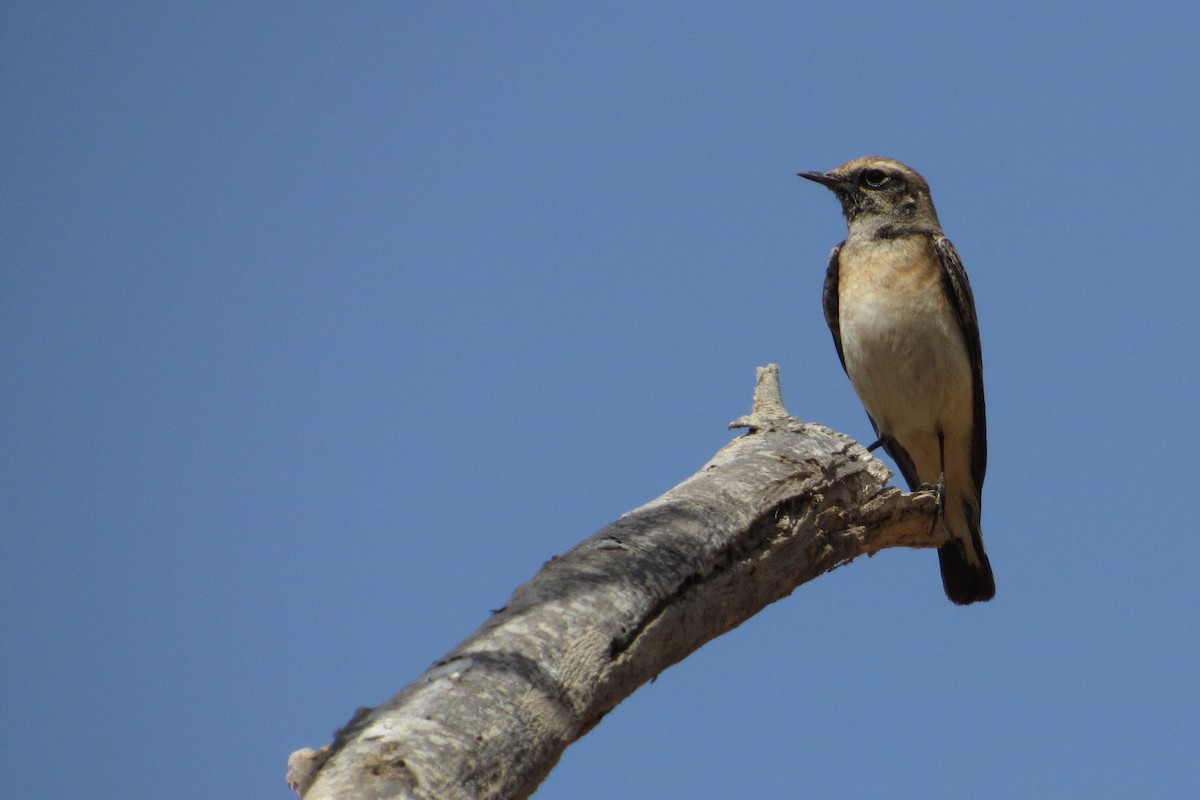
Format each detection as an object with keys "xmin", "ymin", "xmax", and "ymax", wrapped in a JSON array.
[{"xmin": 799, "ymin": 156, "xmax": 995, "ymax": 604}]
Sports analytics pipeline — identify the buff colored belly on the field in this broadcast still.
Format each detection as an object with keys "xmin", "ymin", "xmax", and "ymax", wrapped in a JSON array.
[{"xmin": 837, "ymin": 238, "xmax": 973, "ymax": 480}]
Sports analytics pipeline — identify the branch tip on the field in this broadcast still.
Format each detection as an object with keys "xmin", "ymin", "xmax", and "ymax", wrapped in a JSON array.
[
  {"xmin": 729, "ymin": 364, "xmax": 797, "ymax": 432},
  {"xmin": 288, "ymin": 746, "xmax": 330, "ymax": 796}
]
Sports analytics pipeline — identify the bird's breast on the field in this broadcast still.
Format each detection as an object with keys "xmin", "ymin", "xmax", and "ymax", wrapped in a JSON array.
[{"xmin": 836, "ymin": 237, "xmax": 972, "ymax": 438}]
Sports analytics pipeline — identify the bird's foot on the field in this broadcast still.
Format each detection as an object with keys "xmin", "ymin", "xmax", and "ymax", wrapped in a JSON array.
[{"xmin": 917, "ymin": 475, "xmax": 947, "ymax": 536}]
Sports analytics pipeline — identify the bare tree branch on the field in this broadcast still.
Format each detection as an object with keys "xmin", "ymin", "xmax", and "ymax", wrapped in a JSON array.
[{"xmin": 288, "ymin": 365, "xmax": 943, "ymax": 799}]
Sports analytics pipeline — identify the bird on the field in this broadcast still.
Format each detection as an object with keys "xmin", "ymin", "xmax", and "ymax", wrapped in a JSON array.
[{"xmin": 798, "ymin": 156, "xmax": 995, "ymax": 604}]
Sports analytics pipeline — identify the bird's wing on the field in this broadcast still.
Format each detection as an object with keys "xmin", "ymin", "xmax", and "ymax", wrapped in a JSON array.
[
  {"xmin": 880, "ymin": 435, "xmax": 922, "ymax": 493},
  {"xmin": 822, "ymin": 243, "xmax": 846, "ymax": 371},
  {"xmin": 933, "ymin": 234, "xmax": 988, "ymax": 494}
]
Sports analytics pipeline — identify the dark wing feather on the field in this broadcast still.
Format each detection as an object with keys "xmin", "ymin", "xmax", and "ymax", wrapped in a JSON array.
[
  {"xmin": 933, "ymin": 235, "xmax": 987, "ymax": 495},
  {"xmin": 880, "ymin": 436, "xmax": 922, "ymax": 493},
  {"xmin": 822, "ymin": 243, "xmax": 846, "ymax": 371}
]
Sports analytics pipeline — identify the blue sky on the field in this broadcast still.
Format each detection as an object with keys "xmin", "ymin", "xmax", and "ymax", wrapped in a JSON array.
[{"xmin": 4, "ymin": 3, "xmax": 1199, "ymax": 798}]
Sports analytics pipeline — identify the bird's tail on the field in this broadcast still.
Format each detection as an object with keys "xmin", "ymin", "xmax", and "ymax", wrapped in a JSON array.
[{"xmin": 938, "ymin": 510, "xmax": 995, "ymax": 605}]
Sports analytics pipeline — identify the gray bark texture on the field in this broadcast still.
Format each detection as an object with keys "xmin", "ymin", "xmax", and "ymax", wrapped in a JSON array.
[{"xmin": 288, "ymin": 365, "xmax": 944, "ymax": 799}]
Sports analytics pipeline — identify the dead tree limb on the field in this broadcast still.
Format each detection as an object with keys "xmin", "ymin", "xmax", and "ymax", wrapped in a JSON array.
[{"xmin": 288, "ymin": 364, "xmax": 943, "ymax": 799}]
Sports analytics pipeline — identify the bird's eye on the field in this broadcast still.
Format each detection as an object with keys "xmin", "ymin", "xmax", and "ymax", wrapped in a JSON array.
[{"xmin": 862, "ymin": 169, "xmax": 890, "ymax": 188}]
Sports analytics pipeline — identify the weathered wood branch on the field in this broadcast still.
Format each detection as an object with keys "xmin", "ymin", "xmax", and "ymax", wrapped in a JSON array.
[{"xmin": 288, "ymin": 365, "xmax": 943, "ymax": 799}]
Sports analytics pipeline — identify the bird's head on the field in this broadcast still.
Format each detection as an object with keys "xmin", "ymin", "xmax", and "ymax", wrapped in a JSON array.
[{"xmin": 799, "ymin": 156, "xmax": 940, "ymax": 232}]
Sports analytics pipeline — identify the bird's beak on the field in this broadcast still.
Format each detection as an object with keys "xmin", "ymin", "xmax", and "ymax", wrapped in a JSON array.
[{"xmin": 797, "ymin": 170, "xmax": 840, "ymax": 188}]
